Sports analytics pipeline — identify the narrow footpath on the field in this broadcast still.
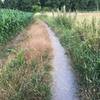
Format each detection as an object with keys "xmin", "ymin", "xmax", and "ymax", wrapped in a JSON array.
[
  {"xmin": 44, "ymin": 23, "xmax": 79, "ymax": 100},
  {"xmin": 26, "ymin": 21, "xmax": 79, "ymax": 100},
  {"xmin": 1, "ymin": 20, "xmax": 78, "ymax": 100}
]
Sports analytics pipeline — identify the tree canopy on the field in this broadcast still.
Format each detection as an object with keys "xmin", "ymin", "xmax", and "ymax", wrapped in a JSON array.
[{"xmin": 0, "ymin": 0, "xmax": 100, "ymax": 11}]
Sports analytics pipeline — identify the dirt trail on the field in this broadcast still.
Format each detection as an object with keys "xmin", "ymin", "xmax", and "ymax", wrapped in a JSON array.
[
  {"xmin": 19, "ymin": 21, "xmax": 52, "ymax": 61},
  {"xmin": 0, "ymin": 21, "xmax": 78, "ymax": 100},
  {"xmin": 20, "ymin": 21, "xmax": 78, "ymax": 100},
  {"xmin": 44, "ymin": 23, "xmax": 79, "ymax": 100},
  {"xmin": 0, "ymin": 21, "xmax": 52, "ymax": 67}
]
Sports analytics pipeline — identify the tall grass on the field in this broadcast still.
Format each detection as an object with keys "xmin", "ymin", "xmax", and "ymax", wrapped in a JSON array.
[
  {"xmin": 0, "ymin": 50, "xmax": 52, "ymax": 100},
  {"xmin": 0, "ymin": 9, "xmax": 33, "ymax": 44},
  {"xmin": 43, "ymin": 12, "xmax": 100, "ymax": 99},
  {"xmin": 0, "ymin": 9, "xmax": 52, "ymax": 100}
]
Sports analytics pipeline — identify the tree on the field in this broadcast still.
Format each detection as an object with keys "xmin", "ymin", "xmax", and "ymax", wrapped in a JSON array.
[
  {"xmin": 0, "ymin": 0, "xmax": 2, "ymax": 7},
  {"xmin": 95, "ymin": 0, "xmax": 99, "ymax": 11},
  {"xmin": 17, "ymin": 0, "xmax": 34, "ymax": 11},
  {"xmin": 0, "ymin": 0, "xmax": 3, "ymax": 8},
  {"xmin": 4, "ymin": 0, "xmax": 18, "ymax": 9},
  {"xmin": 2, "ymin": 0, "xmax": 100, "ymax": 12},
  {"xmin": 4, "ymin": 0, "xmax": 35, "ymax": 11},
  {"xmin": 45, "ymin": 0, "xmax": 64, "ymax": 10},
  {"xmin": 40, "ymin": 0, "xmax": 45, "ymax": 9}
]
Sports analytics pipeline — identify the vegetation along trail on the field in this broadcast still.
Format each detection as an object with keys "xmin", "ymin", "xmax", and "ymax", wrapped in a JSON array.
[
  {"xmin": 0, "ymin": 19, "xmax": 79, "ymax": 99},
  {"xmin": 20, "ymin": 20, "xmax": 79, "ymax": 100},
  {"xmin": 44, "ymin": 23, "xmax": 79, "ymax": 100},
  {"xmin": 0, "ymin": 20, "xmax": 52, "ymax": 100},
  {"xmin": 0, "ymin": 0, "xmax": 100, "ymax": 99}
]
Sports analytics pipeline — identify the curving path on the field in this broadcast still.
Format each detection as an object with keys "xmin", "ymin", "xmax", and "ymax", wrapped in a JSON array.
[
  {"xmin": 19, "ymin": 20, "xmax": 79, "ymax": 100},
  {"xmin": 0, "ymin": 19, "xmax": 79, "ymax": 100},
  {"xmin": 44, "ymin": 23, "xmax": 79, "ymax": 100}
]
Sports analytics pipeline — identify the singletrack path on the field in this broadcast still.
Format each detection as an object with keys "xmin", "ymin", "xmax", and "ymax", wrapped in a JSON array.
[
  {"xmin": 20, "ymin": 21, "xmax": 78, "ymax": 100},
  {"xmin": 44, "ymin": 23, "xmax": 78, "ymax": 100}
]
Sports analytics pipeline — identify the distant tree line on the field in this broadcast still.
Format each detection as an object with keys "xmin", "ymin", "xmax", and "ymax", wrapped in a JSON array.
[{"xmin": 0, "ymin": 0, "xmax": 100, "ymax": 12}]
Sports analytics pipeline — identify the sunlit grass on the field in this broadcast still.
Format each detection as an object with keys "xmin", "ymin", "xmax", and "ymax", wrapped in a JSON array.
[
  {"xmin": 42, "ymin": 12, "xmax": 100, "ymax": 99},
  {"xmin": 0, "ymin": 50, "xmax": 52, "ymax": 100}
]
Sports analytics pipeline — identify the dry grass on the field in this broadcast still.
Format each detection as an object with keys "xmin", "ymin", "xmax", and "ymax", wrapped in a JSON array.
[
  {"xmin": 0, "ymin": 21, "xmax": 53, "ymax": 100},
  {"xmin": 0, "ymin": 20, "xmax": 53, "ymax": 66},
  {"xmin": 38, "ymin": 11, "xmax": 100, "ymax": 22},
  {"xmin": 20, "ymin": 21, "xmax": 52, "ymax": 61},
  {"xmin": 43, "ymin": 13, "xmax": 100, "ymax": 99}
]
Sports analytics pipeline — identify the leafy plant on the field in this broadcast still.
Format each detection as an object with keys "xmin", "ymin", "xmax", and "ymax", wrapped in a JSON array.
[{"xmin": 0, "ymin": 9, "xmax": 33, "ymax": 44}]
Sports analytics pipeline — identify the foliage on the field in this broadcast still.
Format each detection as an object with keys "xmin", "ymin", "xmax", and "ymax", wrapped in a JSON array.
[
  {"xmin": 0, "ymin": 0, "xmax": 2, "ymax": 8},
  {"xmin": 32, "ymin": 5, "xmax": 41, "ymax": 13},
  {"xmin": 17, "ymin": 0, "xmax": 34, "ymax": 11},
  {"xmin": 0, "ymin": 9, "xmax": 33, "ymax": 44},
  {"xmin": 4, "ymin": 0, "xmax": 18, "ymax": 9},
  {"xmin": 43, "ymin": 14, "xmax": 100, "ymax": 99},
  {"xmin": 3, "ymin": 0, "xmax": 39, "ymax": 11},
  {"xmin": 0, "ymin": 50, "xmax": 52, "ymax": 100},
  {"xmin": 43, "ymin": 0, "xmax": 100, "ymax": 11},
  {"xmin": 1, "ymin": 0, "xmax": 100, "ymax": 12}
]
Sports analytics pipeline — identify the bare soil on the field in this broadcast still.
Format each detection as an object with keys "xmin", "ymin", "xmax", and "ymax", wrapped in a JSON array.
[{"xmin": 0, "ymin": 20, "xmax": 53, "ymax": 70}]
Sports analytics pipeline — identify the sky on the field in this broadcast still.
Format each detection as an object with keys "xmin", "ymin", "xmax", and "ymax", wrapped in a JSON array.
[{"xmin": 1, "ymin": 0, "xmax": 4, "ymax": 2}]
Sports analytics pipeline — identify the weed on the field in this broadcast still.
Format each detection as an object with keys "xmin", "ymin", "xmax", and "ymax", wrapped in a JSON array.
[
  {"xmin": 43, "ymin": 13, "xmax": 100, "ymax": 99},
  {"xmin": 0, "ymin": 50, "xmax": 52, "ymax": 100}
]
